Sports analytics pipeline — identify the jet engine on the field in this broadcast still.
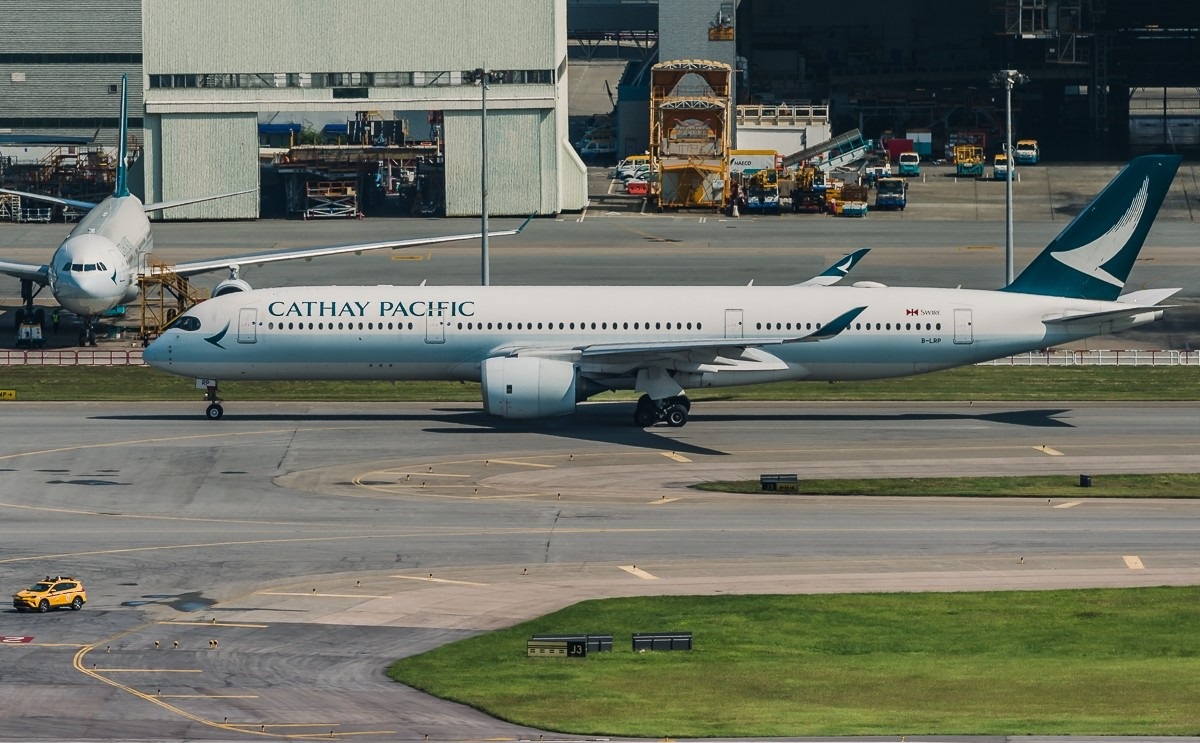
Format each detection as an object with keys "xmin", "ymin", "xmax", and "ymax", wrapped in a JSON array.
[
  {"xmin": 481, "ymin": 356, "xmax": 578, "ymax": 419},
  {"xmin": 212, "ymin": 278, "xmax": 253, "ymax": 296}
]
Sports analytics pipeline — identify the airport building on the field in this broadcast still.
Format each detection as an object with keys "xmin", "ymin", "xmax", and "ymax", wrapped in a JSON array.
[{"xmin": 2, "ymin": 0, "xmax": 586, "ymax": 219}]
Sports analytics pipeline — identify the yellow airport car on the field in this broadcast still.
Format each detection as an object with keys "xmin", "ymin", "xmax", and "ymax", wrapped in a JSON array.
[{"xmin": 12, "ymin": 576, "xmax": 86, "ymax": 613}]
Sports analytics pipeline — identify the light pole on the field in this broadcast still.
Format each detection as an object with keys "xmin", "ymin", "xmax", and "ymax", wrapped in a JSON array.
[
  {"xmin": 991, "ymin": 69, "xmax": 1028, "ymax": 286},
  {"xmin": 468, "ymin": 68, "xmax": 493, "ymax": 286}
]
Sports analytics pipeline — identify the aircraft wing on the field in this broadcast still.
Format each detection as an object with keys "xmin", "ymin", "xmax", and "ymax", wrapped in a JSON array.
[
  {"xmin": 792, "ymin": 247, "xmax": 870, "ymax": 287},
  {"xmin": 0, "ymin": 259, "xmax": 50, "ymax": 284},
  {"xmin": 0, "ymin": 187, "xmax": 97, "ymax": 210},
  {"xmin": 167, "ymin": 217, "xmax": 535, "ymax": 278},
  {"xmin": 505, "ymin": 306, "xmax": 866, "ymax": 370}
]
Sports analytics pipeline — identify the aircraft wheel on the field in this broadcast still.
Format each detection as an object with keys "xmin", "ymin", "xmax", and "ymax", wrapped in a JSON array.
[
  {"xmin": 669, "ymin": 395, "xmax": 691, "ymax": 411},
  {"xmin": 34, "ymin": 308, "xmax": 45, "ymax": 328},
  {"xmin": 14, "ymin": 308, "xmax": 25, "ymax": 329},
  {"xmin": 634, "ymin": 407, "xmax": 658, "ymax": 427},
  {"xmin": 205, "ymin": 403, "xmax": 224, "ymax": 420},
  {"xmin": 664, "ymin": 404, "xmax": 688, "ymax": 428}
]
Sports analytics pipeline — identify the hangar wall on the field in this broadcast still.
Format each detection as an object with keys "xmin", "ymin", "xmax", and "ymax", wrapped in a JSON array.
[
  {"xmin": 141, "ymin": 113, "xmax": 260, "ymax": 220},
  {"xmin": 140, "ymin": 0, "xmax": 585, "ymax": 219}
]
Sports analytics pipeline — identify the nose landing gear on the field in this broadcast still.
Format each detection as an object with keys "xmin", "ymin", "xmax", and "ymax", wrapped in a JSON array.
[{"xmin": 203, "ymin": 382, "xmax": 223, "ymax": 420}]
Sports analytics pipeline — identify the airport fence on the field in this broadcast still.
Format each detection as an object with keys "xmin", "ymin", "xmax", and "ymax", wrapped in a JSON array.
[
  {"xmin": 1, "ymin": 348, "xmax": 1198, "ymax": 368},
  {"xmin": 976, "ymin": 349, "xmax": 1200, "ymax": 366},
  {"xmin": 1, "ymin": 348, "xmax": 146, "ymax": 366}
]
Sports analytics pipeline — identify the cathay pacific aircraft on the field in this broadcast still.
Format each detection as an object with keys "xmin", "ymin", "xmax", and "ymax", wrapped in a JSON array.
[
  {"xmin": 145, "ymin": 155, "xmax": 1182, "ymax": 428},
  {"xmin": 1, "ymin": 75, "xmax": 521, "ymax": 345}
]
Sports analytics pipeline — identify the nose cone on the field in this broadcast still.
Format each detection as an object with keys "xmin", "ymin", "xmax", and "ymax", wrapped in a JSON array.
[
  {"xmin": 50, "ymin": 234, "xmax": 127, "ymax": 316},
  {"xmin": 142, "ymin": 334, "xmax": 170, "ymax": 369}
]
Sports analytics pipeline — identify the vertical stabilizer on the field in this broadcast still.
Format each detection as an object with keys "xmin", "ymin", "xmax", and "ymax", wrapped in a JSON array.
[
  {"xmin": 115, "ymin": 74, "xmax": 130, "ymax": 198},
  {"xmin": 1003, "ymin": 154, "xmax": 1180, "ymax": 301}
]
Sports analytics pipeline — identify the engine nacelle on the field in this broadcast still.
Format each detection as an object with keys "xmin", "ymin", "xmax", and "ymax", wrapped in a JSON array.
[
  {"xmin": 212, "ymin": 278, "xmax": 253, "ymax": 296},
  {"xmin": 481, "ymin": 356, "xmax": 578, "ymax": 419}
]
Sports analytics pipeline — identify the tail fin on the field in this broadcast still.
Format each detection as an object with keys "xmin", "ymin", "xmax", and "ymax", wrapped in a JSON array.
[
  {"xmin": 1003, "ymin": 154, "xmax": 1180, "ymax": 301},
  {"xmin": 115, "ymin": 74, "xmax": 130, "ymax": 198}
]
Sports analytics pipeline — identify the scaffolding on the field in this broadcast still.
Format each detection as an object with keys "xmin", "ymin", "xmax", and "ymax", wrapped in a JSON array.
[
  {"xmin": 649, "ymin": 60, "xmax": 732, "ymax": 210},
  {"xmin": 138, "ymin": 257, "xmax": 207, "ymax": 342}
]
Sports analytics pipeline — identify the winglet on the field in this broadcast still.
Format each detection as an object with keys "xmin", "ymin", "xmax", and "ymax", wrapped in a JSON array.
[
  {"xmin": 793, "ymin": 247, "xmax": 870, "ymax": 287},
  {"xmin": 116, "ymin": 74, "xmax": 130, "ymax": 198},
  {"xmin": 1003, "ymin": 154, "xmax": 1180, "ymax": 301},
  {"xmin": 794, "ymin": 306, "xmax": 867, "ymax": 342}
]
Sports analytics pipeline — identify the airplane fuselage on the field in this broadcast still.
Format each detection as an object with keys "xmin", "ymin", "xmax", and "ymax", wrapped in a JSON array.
[
  {"xmin": 145, "ymin": 284, "xmax": 1161, "ymax": 388},
  {"xmin": 47, "ymin": 195, "xmax": 150, "ymax": 316}
]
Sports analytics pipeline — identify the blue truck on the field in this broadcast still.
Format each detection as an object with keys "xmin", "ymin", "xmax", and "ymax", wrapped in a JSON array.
[{"xmin": 874, "ymin": 177, "xmax": 907, "ymax": 210}]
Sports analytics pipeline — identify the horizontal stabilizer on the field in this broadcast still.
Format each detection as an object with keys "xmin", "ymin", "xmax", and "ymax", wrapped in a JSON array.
[
  {"xmin": 143, "ymin": 187, "xmax": 258, "ymax": 213},
  {"xmin": 0, "ymin": 187, "xmax": 96, "ymax": 210},
  {"xmin": 1117, "ymin": 287, "xmax": 1181, "ymax": 306}
]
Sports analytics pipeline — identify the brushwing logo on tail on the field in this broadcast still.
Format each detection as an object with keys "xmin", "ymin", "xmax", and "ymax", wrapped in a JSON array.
[{"xmin": 1050, "ymin": 176, "xmax": 1149, "ymax": 287}]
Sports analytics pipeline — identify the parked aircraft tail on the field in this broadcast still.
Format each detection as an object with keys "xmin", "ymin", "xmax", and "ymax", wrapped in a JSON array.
[
  {"xmin": 116, "ymin": 73, "xmax": 130, "ymax": 198},
  {"xmin": 1004, "ymin": 154, "xmax": 1181, "ymax": 301}
]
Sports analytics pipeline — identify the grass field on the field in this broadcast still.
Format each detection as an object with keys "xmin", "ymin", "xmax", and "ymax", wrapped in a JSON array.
[
  {"xmin": 0, "ymin": 364, "xmax": 1195, "ymax": 402},
  {"xmin": 389, "ymin": 588, "xmax": 1200, "ymax": 737},
  {"xmin": 693, "ymin": 473, "xmax": 1200, "ymax": 497}
]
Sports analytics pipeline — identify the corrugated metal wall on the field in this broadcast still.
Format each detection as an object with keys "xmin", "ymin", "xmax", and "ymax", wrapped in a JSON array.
[
  {"xmin": 444, "ymin": 109, "xmax": 556, "ymax": 217},
  {"xmin": 142, "ymin": 1, "xmax": 554, "ymax": 72},
  {"xmin": 0, "ymin": 65, "xmax": 143, "ymax": 120},
  {"xmin": 147, "ymin": 113, "xmax": 260, "ymax": 220},
  {"xmin": 0, "ymin": 0, "xmax": 140, "ymax": 52},
  {"xmin": 0, "ymin": 1, "xmax": 142, "ymax": 148}
]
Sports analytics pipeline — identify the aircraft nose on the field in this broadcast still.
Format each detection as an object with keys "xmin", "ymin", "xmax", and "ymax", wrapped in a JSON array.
[
  {"xmin": 142, "ymin": 334, "xmax": 170, "ymax": 369},
  {"xmin": 50, "ymin": 234, "xmax": 126, "ymax": 315}
]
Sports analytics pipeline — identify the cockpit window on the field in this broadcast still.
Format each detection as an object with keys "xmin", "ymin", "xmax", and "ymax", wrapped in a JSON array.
[
  {"xmin": 72, "ymin": 263, "xmax": 83, "ymax": 271},
  {"xmin": 176, "ymin": 316, "xmax": 202, "ymax": 331},
  {"xmin": 61, "ymin": 262, "xmax": 72, "ymax": 272},
  {"xmin": 84, "ymin": 264, "xmax": 96, "ymax": 271},
  {"xmin": 97, "ymin": 262, "xmax": 107, "ymax": 271}
]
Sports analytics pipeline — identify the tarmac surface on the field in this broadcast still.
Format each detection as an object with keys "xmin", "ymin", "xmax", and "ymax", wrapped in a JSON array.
[
  {"xmin": 2, "ymin": 162, "xmax": 1200, "ymax": 741},
  {"xmin": 2, "ymin": 399, "xmax": 1200, "ymax": 741}
]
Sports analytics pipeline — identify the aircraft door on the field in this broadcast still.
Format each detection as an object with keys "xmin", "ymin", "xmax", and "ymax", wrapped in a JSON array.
[
  {"xmin": 725, "ymin": 309, "xmax": 744, "ymax": 338},
  {"xmin": 237, "ymin": 307, "xmax": 258, "ymax": 344},
  {"xmin": 953, "ymin": 308, "xmax": 973, "ymax": 344},
  {"xmin": 425, "ymin": 311, "xmax": 446, "ymax": 344}
]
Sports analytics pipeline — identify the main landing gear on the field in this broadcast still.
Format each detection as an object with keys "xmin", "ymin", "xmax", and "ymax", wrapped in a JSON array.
[
  {"xmin": 634, "ymin": 394, "xmax": 691, "ymax": 428},
  {"xmin": 203, "ymin": 382, "xmax": 223, "ymax": 420}
]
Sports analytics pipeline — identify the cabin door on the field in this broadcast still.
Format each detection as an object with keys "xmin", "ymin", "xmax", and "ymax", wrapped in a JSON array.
[
  {"xmin": 237, "ymin": 308, "xmax": 257, "ymax": 344},
  {"xmin": 725, "ymin": 309, "xmax": 744, "ymax": 339},
  {"xmin": 425, "ymin": 312, "xmax": 446, "ymax": 344},
  {"xmin": 953, "ymin": 308, "xmax": 974, "ymax": 344}
]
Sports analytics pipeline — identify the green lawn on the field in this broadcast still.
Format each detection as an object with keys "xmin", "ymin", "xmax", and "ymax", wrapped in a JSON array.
[
  {"xmin": 389, "ymin": 588, "xmax": 1200, "ymax": 737},
  {"xmin": 694, "ymin": 473, "xmax": 1200, "ymax": 497},
  {"xmin": 0, "ymin": 364, "xmax": 1195, "ymax": 402}
]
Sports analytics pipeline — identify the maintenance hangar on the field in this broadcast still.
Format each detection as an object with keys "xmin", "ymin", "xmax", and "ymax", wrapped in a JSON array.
[{"xmin": 138, "ymin": 0, "xmax": 586, "ymax": 219}]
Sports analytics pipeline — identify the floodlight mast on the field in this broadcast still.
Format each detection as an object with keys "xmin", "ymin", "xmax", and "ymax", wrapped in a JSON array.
[{"xmin": 991, "ymin": 69, "xmax": 1029, "ymax": 286}]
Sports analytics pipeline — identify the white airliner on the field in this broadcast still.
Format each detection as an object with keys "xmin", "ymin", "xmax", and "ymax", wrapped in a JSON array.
[
  {"xmin": 1, "ymin": 75, "xmax": 524, "ymax": 345},
  {"xmin": 145, "ymin": 155, "xmax": 1182, "ymax": 428}
]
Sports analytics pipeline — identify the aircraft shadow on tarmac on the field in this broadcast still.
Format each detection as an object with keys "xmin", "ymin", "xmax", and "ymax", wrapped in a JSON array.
[{"xmin": 96, "ymin": 405, "xmax": 1073, "ymax": 457}]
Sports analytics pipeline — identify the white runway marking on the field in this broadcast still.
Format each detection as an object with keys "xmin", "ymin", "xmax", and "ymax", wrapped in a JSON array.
[
  {"xmin": 1123, "ymin": 555, "xmax": 1145, "ymax": 569},
  {"xmin": 619, "ymin": 565, "xmax": 658, "ymax": 580},
  {"xmin": 1054, "ymin": 501, "xmax": 1083, "ymax": 509}
]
